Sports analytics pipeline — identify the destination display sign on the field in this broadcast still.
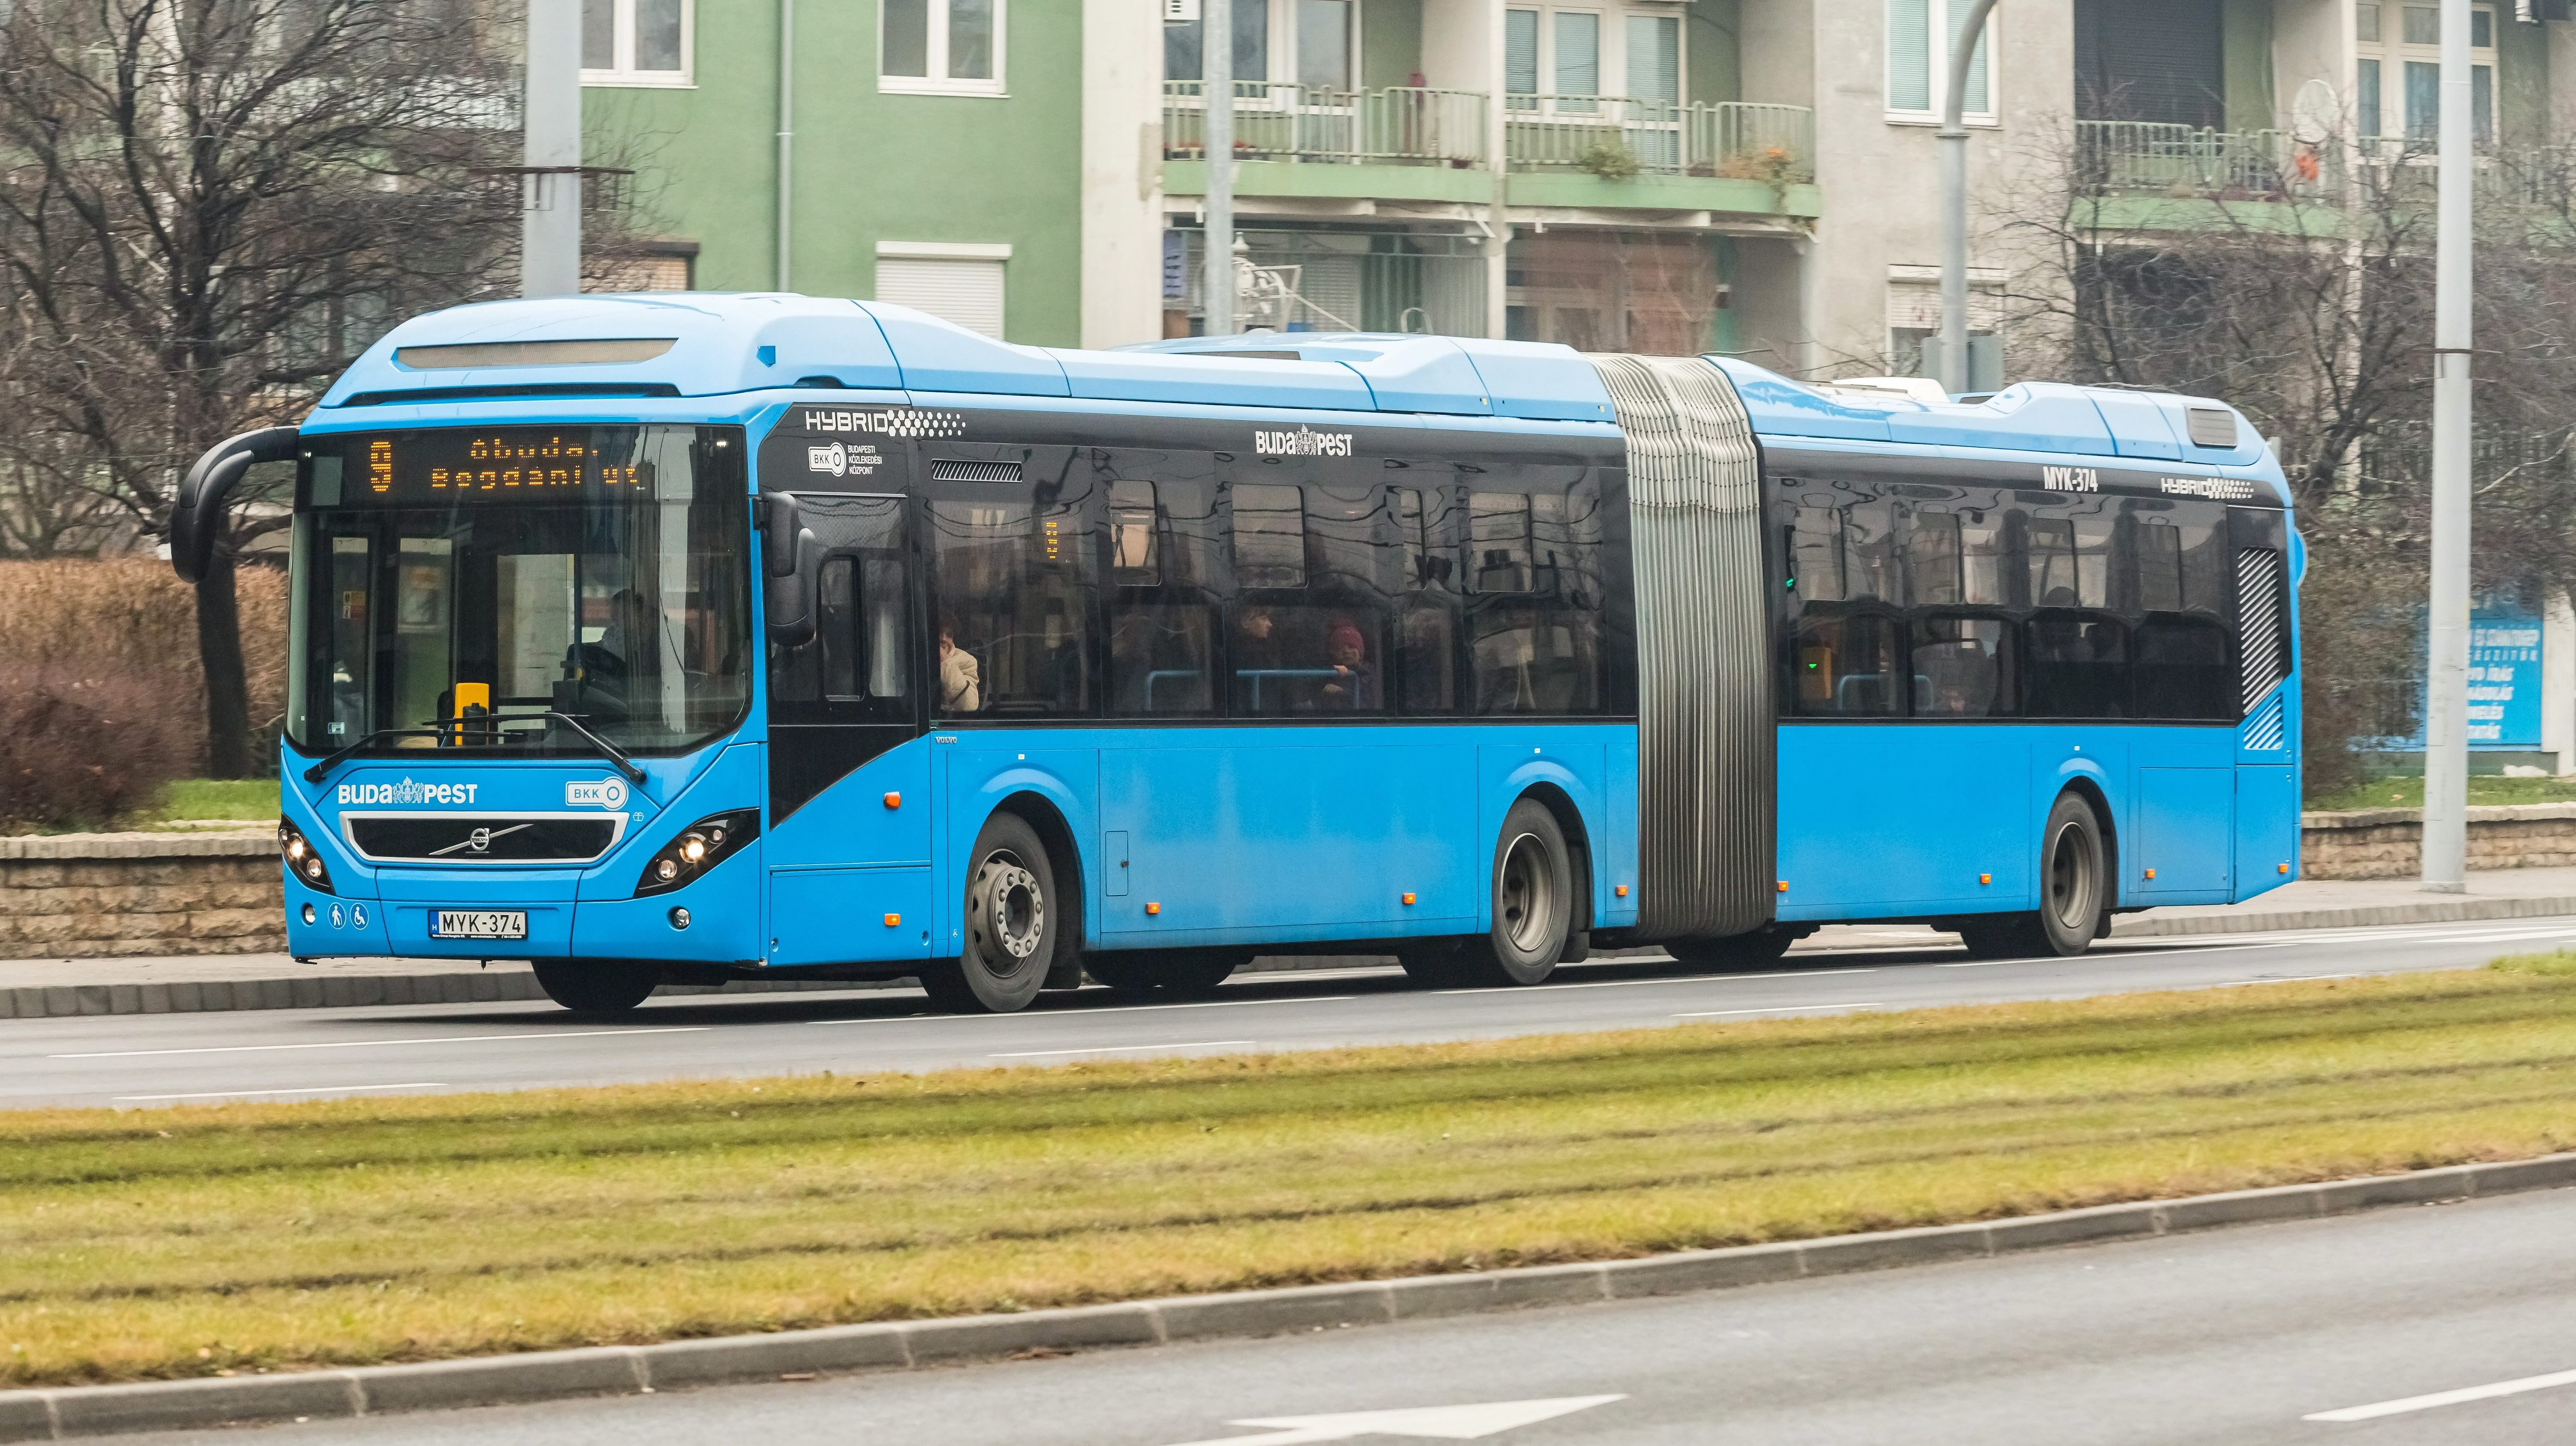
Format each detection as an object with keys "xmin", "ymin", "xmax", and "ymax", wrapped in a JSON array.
[{"xmin": 308, "ymin": 428, "xmax": 651, "ymax": 505}]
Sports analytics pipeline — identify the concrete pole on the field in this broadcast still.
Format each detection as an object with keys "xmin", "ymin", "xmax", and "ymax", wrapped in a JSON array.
[
  {"xmin": 521, "ymin": 0, "xmax": 582, "ymax": 298},
  {"xmin": 2423, "ymin": 0, "xmax": 2476, "ymax": 892},
  {"xmin": 777, "ymin": 0, "xmax": 794, "ymax": 291},
  {"xmin": 1937, "ymin": 0, "xmax": 1997, "ymax": 394},
  {"xmin": 1202, "ymin": 0, "xmax": 1235, "ymax": 337},
  {"xmin": 1486, "ymin": 0, "xmax": 1510, "ymax": 339}
]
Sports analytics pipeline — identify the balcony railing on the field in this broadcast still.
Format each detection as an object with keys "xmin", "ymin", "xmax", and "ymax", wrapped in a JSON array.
[
  {"xmin": 1164, "ymin": 82, "xmax": 1486, "ymax": 168},
  {"xmin": 1161, "ymin": 84, "xmax": 1816, "ymax": 187},
  {"xmin": 2074, "ymin": 121, "xmax": 2335, "ymax": 200},
  {"xmin": 1504, "ymin": 97, "xmax": 1814, "ymax": 182}
]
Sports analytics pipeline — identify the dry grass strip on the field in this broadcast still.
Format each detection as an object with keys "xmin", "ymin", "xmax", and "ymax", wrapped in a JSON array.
[{"xmin": 7, "ymin": 956, "xmax": 2576, "ymax": 1386}]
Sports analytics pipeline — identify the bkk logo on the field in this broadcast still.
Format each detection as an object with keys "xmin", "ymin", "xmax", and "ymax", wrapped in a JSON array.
[
  {"xmin": 565, "ymin": 778, "xmax": 629, "ymax": 808},
  {"xmin": 336, "ymin": 778, "xmax": 476, "ymax": 805}
]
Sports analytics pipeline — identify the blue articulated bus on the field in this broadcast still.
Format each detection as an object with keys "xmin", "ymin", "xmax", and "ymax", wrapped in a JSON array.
[{"xmin": 168, "ymin": 294, "xmax": 2300, "ymax": 1014}]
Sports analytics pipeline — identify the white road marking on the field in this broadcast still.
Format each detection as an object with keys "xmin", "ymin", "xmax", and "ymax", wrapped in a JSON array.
[
  {"xmin": 2303, "ymin": 1366, "xmax": 2576, "ymax": 1421},
  {"xmin": 1162, "ymin": 1394, "xmax": 1627, "ymax": 1445},
  {"xmin": 112, "ymin": 1083, "xmax": 447, "ymax": 1101},
  {"xmin": 1437, "ymin": 967, "xmax": 1877, "ymax": 996},
  {"xmin": 804, "ymin": 995, "xmax": 1360, "ymax": 1026},
  {"xmin": 52, "ymin": 1027, "xmax": 710, "ymax": 1060},
  {"xmin": 1673, "ymin": 1003, "xmax": 1883, "ymax": 1019},
  {"xmin": 990, "ymin": 1041, "xmax": 1256, "ymax": 1059},
  {"xmin": 1937, "ymin": 941, "xmax": 2308, "ymax": 968}
]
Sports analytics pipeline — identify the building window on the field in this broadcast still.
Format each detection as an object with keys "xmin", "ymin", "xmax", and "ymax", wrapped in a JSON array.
[
  {"xmin": 1503, "ymin": 5, "xmax": 1684, "ymax": 107},
  {"xmin": 876, "ymin": 242, "xmax": 1010, "ymax": 339},
  {"xmin": 2356, "ymin": 3, "xmax": 2494, "ymax": 143},
  {"xmin": 1885, "ymin": 0, "xmax": 1993, "ymax": 124},
  {"xmin": 582, "ymin": 0, "xmax": 691, "ymax": 86},
  {"xmin": 1164, "ymin": 0, "xmax": 1355, "ymax": 89},
  {"xmin": 883, "ymin": 0, "xmax": 1005, "ymax": 96}
]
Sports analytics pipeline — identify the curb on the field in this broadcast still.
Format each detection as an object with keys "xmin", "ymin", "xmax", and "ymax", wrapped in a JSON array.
[
  {"xmin": 4, "ymin": 1151, "xmax": 2572, "ymax": 1439},
  {"xmin": 2110, "ymin": 893, "xmax": 2576, "ymax": 938}
]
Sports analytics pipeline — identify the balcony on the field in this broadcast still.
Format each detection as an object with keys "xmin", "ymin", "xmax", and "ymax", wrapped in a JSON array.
[
  {"xmin": 2073, "ymin": 121, "xmax": 2332, "ymax": 203},
  {"xmin": 1161, "ymin": 83, "xmax": 1817, "ymax": 221}
]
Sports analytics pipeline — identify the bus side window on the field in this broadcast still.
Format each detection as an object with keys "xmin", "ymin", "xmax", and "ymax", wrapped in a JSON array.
[
  {"xmin": 1107, "ymin": 477, "xmax": 1220, "ymax": 717},
  {"xmin": 1392, "ymin": 485, "xmax": 1460, "ymax": 715},
  {"xmin": 1842, "ymin": 495, "xmax": 1898, "ymax": 604},
  {"xmin": 2130, "ymin": 498, "xmax": 2232, "ymax": 720},
  {"xmin": 1790, "ymin": 612, "xmax": 1903, "ymax": 716},
  {"xmin": 1906, "ymin": 509, "xmax": 1963, "ymax": 606},
  {"xmin": 1786, "ymin": 502, "xmax": 1845, "ymax": 602},
  {"xmin": 929, "ymin": 492, "xmax": 1094, "ymax": 719}
]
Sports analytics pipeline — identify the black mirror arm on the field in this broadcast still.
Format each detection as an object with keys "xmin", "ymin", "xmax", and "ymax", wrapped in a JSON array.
[{"xmin": 172, "ymin": 426, "xmax": 300, "ymax": 584}]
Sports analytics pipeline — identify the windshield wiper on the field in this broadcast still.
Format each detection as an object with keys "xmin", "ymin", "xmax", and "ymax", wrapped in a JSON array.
[
  {"xmin": 303, "ymin": 713, "xmax": 647, "ymax": 786},
  {"xmin": 538, "ymin": 712, "xmax": 650, "ymax": 784},
  {"xmin": 301, "ymin": 727, "xmax": 444, "ymax": 783}
]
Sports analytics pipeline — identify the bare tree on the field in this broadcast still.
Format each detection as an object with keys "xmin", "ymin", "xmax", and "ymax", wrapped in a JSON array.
[{"xmin": 0, "ymin": 0, "xmax": 529, "ymax": 774}]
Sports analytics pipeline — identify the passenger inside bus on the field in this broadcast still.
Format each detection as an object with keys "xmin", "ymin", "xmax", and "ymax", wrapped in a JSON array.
[
  {"xmin": 1316, "ymin": 620, "xmax": 1377, "ymax": 710},
  {"xmin": 938, "ymin": 622, "xmax": 982, "ymax": 713}
]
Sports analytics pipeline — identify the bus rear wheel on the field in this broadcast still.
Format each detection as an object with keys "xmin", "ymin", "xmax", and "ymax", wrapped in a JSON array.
[
  {"xmin": 1960, "ymin": 794, "xmax": 2107, "ymax": 959},
  {"xmin": 532, "ymin": 960, "xmax": 660, "ymax": 1015},
  {"xmin": 1086, "ymin": 948, "xmax": 1247, "ymax": 997},
  {"xmin": 1449, "ymin": 797, "xmax": 1574, "ymax": 987},
  {"xmin": 925, "ymin": 812, "xmax": 1056, "ymax": 1014}
]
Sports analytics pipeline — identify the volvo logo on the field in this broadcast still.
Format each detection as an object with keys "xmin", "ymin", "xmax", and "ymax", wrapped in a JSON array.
[{"xmin": 466, "ymin": 827, "xmax": 493, "ymax": 854}]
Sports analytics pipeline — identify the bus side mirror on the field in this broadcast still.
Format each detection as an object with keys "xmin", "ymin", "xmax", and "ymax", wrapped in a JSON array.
[
  {"xmin": 757, "ymin": 491, "xmax": 818, "ymax": 647},
  {"xmin": 171, "ymin": 426, "xmax": 299, "ymax": 584}
]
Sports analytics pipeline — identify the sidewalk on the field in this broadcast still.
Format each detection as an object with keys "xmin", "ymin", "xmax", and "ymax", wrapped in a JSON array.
[{"xmin": 2, "ymin": 867, "xmax": 2572, "ymax": 1020}]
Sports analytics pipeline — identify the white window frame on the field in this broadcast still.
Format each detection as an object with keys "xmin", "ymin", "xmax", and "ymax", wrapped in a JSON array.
[
  {"xmin": 581, "ymin": 0, "xmax": 694, "ymax": 89},
  {"xmin": 880, "ymin": 0, "xmax": 1009, "ymax": 98},
  {"xmin": 2355, "ymin": 2, "xmax": 2496, "ymax": 143},
  {"xmin": 1502, "ymin": 3, "xmax": 1687, "ymax": 103},
  {"xmin": 1884, "ymin": 0, "xmax": 1997, "ymax": 128}
]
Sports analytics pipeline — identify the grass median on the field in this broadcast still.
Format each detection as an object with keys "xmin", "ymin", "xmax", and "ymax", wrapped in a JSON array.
[{"xmin": 9, "ymin": 958, "xmax": 2576, "ymax": 1387}]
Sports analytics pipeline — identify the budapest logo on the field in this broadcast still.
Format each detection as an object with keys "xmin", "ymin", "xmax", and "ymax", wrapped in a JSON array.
[
  {"xmin": 1254, "ymin": 426, "xmax": 1355, "ymax": 458},
  {"xmin": 337, "ymin": 777, "xmax": 478, "ymax": 806},
  {"xmin": 565, "ymin": 777, "xmax": 628, "ymax": 809}
]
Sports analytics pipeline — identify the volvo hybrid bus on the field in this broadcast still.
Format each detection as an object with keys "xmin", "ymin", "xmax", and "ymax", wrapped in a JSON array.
[{"xmin": 171, "ymin": 294, "xmax": 2299, "ymax": 1014}]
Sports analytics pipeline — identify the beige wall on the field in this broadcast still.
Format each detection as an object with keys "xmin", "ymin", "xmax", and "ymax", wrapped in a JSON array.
[{"xmin": 1082, "ymin": 0, "xmax": 1167, "ymax": 349}]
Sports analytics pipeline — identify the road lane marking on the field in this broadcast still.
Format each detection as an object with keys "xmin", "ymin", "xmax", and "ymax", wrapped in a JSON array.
[
  {"xmin": 804, "ymin": 995, "xmax": 1359, "ymax": 1025},
  {"xmin": 1437, "ymin": 968, "xmax": 1878, "ymax": 996},
  {"xmin": 1674, "ymin": 1003, "xmax": 1883, "ymax": 1018},
  {"xmin": 52, "ymin": 1027, "xmax": 710, "ymax": 1060},
  {"xmin": 2303, "ymin": 1367, "xmax": 2576, "ymax": 1421},
  {"xmin": 1937, "ymin": 941, "xmax": 2308, "ymax": 968},
  {"xmin": 1167, "ymin": 1394, "xmax": 1629, "ymax": 1444},
  {"xmin": 991, "ymin": 1041, "xmax": 1256, "ymax": 1059},
  {"xmin": 112, "ymin": 1083, "xmax": 448, "ymax": 1101}
]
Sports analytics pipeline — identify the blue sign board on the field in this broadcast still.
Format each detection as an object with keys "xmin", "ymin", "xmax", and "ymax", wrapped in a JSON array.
[{"xmin": 2468, "ymin": 614, "xmax": 2543, "ymax": 749}]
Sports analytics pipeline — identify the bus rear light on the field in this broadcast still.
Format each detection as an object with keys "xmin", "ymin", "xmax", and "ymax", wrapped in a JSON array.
[
  {"xmin": 279, "ymin": 816, "xmax": 334, "ymax": 895},
  {"xmin": 636, "ymin": 809, "xmax": 760, "ymax": 897}
]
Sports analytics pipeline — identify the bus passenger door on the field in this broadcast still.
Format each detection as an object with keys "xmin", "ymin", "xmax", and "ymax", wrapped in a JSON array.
[{"xmin": 764, "ymin": 493, "xmax": 934, "ymax": 965}]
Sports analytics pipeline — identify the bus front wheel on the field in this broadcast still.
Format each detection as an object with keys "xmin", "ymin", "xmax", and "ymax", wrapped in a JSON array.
[
  {"xmin": 1959, "ymin": 794, "xmax": 2108, "ymax": 959},
  {"xmin": 925, "ymin": 812, "xmax": 1058, "ymax": 1014},
  {"xmin": 1455, "ymin": 797, "xmax": 1575, "ymax": 987},
  {"xmin": 532, "ymin": 960, "xmax": 660, "ymax": 1015}
]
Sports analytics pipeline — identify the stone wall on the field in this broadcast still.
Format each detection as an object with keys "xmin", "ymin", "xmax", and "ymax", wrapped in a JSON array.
[
  {"xmin": 0, "ymin": 832, "xmax": 280, "ymax": 959},
  {"xmin": 2302, "ymin": 803, "xmax": 2576, "ymax": 880}
]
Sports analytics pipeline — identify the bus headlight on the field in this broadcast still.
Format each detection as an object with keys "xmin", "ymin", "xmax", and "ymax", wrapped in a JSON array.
[
  {"xmin": 636, "ymin": 809, "xmax": 759, "ymax": 897},
  {"xmin": 279, "ymin": 816, "xmax": 334, "ymax": 895}
]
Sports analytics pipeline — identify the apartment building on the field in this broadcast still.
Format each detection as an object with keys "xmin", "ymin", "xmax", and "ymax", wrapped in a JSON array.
[{"xmin": 581, "ymin": 0, "xmax": 2576, "ymax": 382}]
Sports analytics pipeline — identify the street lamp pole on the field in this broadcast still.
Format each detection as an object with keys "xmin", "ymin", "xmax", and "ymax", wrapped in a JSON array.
[
  {"xmin": 1937, "ymin": 0, "xmax": 1998, "ymax": 395},
  {"xmin": 2423, "ymin": 0, "xmax": 2476, "ymax": 891},
  {"xmin": 1202, "ymin": 0, "xmax": 1236, "ymax": 337},
  {"xmin": 521, "ymin": 0, "xmax": 582, "ymax": 298}
]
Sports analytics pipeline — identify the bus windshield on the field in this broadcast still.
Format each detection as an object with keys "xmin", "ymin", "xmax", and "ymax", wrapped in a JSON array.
[{"xmin": 287, "ymin": 425, "xmax": 752, "ymax": 759}]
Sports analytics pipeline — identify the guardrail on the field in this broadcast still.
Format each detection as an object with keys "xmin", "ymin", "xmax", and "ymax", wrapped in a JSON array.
[
  {"xmin": 2074, "ymin": 121, "xmax": 2331, "ymax": 200},
  {"xmin": 1504, "ymin": 96, "xmax": 1814, "ymax": 182},
  {"xmin": 1164, "ymin": 82, "xmax": 1486, "ymax": 168}
]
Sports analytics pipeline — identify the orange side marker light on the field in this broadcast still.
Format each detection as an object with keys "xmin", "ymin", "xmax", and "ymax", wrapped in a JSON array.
[
  {"xmin": 1614, "ymin": 884, "xmax": 1629, "ymax": 898},
  {"xmin": 2144, "ymin": 868, "xmax": 2158, "ymax": 880},
  {"xmin": 1146, "ymin": 902, "xmax": 1161, "ymax": 916},
  {"xmin": 883, "ymin": 792, "xmax": 902, "ymax": 809},
  {"xmin": 883, "ymin": 913, "xmax": 901, "ymax": 927},
  {"xmin": 1776, "ymin": 881, "xmax": 1790, "ymax": 893},
  {"xmin": 1401, "ymin": 892, "xmax": 1416, "ymax": 906},
  {"xmin": 2279, "ymin": 862, "xmax": 2291, "ymax": 874},
  {"xmin": 1979, "ymin": 873, "xmax": 1992, "ymax": 885}
]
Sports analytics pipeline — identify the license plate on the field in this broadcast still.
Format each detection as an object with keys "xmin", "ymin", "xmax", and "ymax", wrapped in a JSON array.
[{"xmin": 433, "ymin": 910, "xmax": 527, "ymax": 940}]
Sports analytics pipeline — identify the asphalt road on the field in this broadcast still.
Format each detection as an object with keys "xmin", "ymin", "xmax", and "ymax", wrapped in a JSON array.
[
  {"xmin": 122, "ymin": 1177, "xmax": 2576, "ymax": 1445},
  {"xmin": 5, "ymin": 915, "xmax": 2574, "ymax": 1109}
]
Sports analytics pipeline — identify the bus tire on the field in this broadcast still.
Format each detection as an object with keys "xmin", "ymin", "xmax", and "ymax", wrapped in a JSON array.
[
  {"xmin": 1085, "ymin": 948, "xmax": 1246, "ymax": 997},
  {"xmin": 1455, "ymin": 797, "xmax": 1574, "ymax": 987},
  {"xmin": 532, "ymin": 960, "xmax": 659, "ymax": 1015},
  {"xmin": 1666, "ymin": 928, "xmax": 1797, "ymax": 970},
  {"xmin": 927, "ymin": 812, "xmax": 1057, "ymax": 1014}
]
